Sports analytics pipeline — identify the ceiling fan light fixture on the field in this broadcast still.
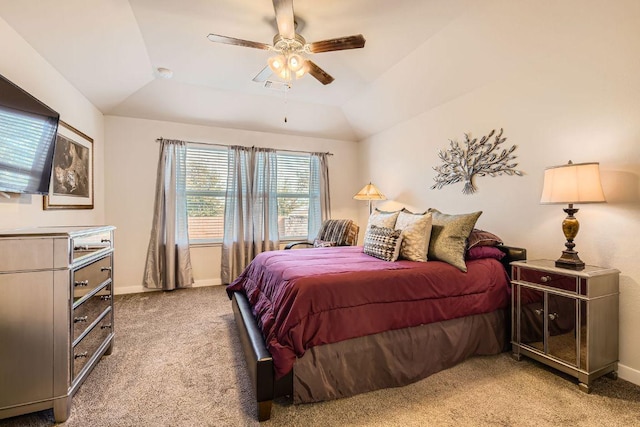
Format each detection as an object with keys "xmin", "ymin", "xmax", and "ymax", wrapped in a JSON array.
[
  {"xmin": 268, "ymin": 55, "xmax": 286, "ymax": 74},
  {"xmin": 288, "ymin": 54, "xmax": 303, "ymax": 71}
]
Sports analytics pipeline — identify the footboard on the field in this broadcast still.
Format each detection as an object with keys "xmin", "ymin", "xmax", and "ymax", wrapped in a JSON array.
[{"xmin": 231, "ymin": 293, "xmax": 275, "ymax": 421}]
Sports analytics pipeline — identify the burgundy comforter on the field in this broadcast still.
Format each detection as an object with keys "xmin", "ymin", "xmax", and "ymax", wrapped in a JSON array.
[{"xmin": 227, "ymin": 246, "xmax": 510, "ymax": 378}]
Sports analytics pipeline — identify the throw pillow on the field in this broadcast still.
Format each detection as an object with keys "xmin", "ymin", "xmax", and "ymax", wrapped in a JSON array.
[
  {"xmin": 363, "ymin": 225, "xmax": 403, "ymax": 262},
  {"xmin": 366, "ymin": 208, "xmax": 400, "ymax": 233},
  {"xmin": 427, "ymin": 209, "xmax": 482, "ymax": 272},
  {"xmin": 466, "ymin": 245, "xmax": 506, "ymax": 261},
  {"xmin": 467, "ymin": 228, "xmax": 503, "ymax": 249},
  {"xmin": 313, "ymin": 239, "xmax": 337, "ymax": 248},
  {"xmin": 394, "ymin": 209, "xmax": 432, "ymax": 262}
]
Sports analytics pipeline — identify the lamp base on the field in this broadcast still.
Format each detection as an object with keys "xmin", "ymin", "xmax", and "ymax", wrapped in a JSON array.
[{"xmin": 555, "ymin": 250, "xmax": 585, "ymax": 270}]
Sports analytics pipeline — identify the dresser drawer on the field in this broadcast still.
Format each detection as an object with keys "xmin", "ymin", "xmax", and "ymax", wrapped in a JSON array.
[
  {"xmin": 72, "ymin": 255, "xmax": 112, "ymax": 301},
  {"xmin": 72, "ymin": 285, "xmax": 112, "ymax": 341},
  {"xmin": 73, "ymin": 312, "xmax": 113, "ymax": 380},
  {"xmin": 519, "ymin": 267, "xmax": 582, "ymax": 293}
]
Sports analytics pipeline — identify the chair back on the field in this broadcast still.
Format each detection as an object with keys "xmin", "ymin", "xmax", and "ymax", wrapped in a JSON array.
[{"xmin": 316, "ymin": 219, "xmax": 360, "ymax": 246}]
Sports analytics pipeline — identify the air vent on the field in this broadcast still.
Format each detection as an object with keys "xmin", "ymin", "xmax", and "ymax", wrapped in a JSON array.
[{"xmin": 264, "ymin": 81, "xmax": 291, "ymax": 92}]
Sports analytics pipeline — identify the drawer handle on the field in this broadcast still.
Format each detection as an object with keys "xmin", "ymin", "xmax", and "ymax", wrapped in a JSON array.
[
  {"xmin": 101, "ymin": 266, "xmax": 112, "ymax": 272},
  {"xmin": 534, "ymin": 308, "xmax": 544, "ymax": 316},
  {"xmin": 74, "ymin": 280, "xmax": 89, "ymax": 287},
  {"xmin": 100, "ymin": 323, "xmax": 113, "ymax": 330},
  {"xmin": 101, "ymin": 239, "xmax": 111, "ymax": 243},
  {"xmin": 74, "ymin": 316, "xmax": 88, "ymax": 323},
  {"xmin": 548, "ymin": 313, "xmax": 559, "ymax": 321},
  {"xmin": 74, "ymin": 351, "xmax": 88, "ymax": 359},
  {"xmin": 540, "ymin": 275, "xmax": 552, "ymax": 283},
  {"xmin": 100, "ymin": 295, "xmax": 112, "ymax": 301}
]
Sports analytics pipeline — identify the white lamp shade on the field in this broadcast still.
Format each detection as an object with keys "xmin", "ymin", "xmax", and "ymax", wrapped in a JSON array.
[
  {"xmin": 540, "ymin": 162, "xmax": 606, "ymax": 204},
  {"xmin": 353, "ymin": 183, "xmax": 386, "ymax": 201}
]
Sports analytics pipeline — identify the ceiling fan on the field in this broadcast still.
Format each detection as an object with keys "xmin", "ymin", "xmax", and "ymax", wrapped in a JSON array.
[{"xmin": 207, "ymin": 0, "xmax": 366, "ymax": 85}]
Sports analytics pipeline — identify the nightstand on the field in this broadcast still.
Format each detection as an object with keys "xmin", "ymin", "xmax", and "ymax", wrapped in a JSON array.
[{"xmin": 510, "ymin": 259, "xmax": 619, "ymax": 392}]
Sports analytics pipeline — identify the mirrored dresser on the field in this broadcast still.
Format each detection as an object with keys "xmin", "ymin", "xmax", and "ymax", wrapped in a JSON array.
[
  {"xmin": 0, "ymin": 226, "xmax": 115, "ymax": 422},
  {"xmin": 511, "ymin": 259, "xmax": 619, "ymax": 392}
]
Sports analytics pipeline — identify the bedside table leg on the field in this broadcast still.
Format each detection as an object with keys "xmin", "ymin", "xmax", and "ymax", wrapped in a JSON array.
[{"xmin": 606, "ymin": 371, "xmax": 618, "ymax": 380}]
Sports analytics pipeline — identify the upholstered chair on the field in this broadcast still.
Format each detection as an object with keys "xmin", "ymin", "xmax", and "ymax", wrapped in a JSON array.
[{"xmin": 284, "ymin": 219, "xmax": 359, "ymax": 249}]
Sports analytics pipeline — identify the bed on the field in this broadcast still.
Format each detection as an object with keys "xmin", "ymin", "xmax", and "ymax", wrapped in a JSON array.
[{"xmin": 226, "ymin": 244, "xmax": 527, "ymax": 421}]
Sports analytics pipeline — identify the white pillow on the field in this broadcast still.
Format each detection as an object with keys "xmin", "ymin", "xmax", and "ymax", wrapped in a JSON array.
[
  {"xmin": 366, "ymin": 209, "xmax": 400, "ymax": 234},
  {"xmin": 395, "ymin": 210, "xmax": 432, "ymax": 262}
]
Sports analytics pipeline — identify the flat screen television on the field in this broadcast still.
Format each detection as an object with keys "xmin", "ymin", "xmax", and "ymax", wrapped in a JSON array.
[{"xmin": 0, "ymin": 73, "xmax": 60, "ymax": 195}]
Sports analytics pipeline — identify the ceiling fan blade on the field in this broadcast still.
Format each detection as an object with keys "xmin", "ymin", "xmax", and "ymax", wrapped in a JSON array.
[
  {"xmin": 307, "ymin": 34, "xmax": 366, "ymax": 53},
  {"xmin": 252, "ymin": 65, "xmax": 273, "ymax": 82},
  {"xmin": 207, "ymin": 34, "xmax": 271, "ymax": 50},
  {"xmin": 272, "ymin": 0, "xmax": 295, "ymax": 39},
  {"xmin": 306, "ymin": 60, "xmax": 334, "ymax": 85}
]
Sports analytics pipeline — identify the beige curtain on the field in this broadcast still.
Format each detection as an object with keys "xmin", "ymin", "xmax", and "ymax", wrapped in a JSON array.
[
  {"xmin": 221, "ymin": 146, "xmax": 279, "ymax": 284},
  {"xmin": 143, "ymin": 139, "xmax": 194, "ymax": 290},
  {"xmin": 307, "ymin": 152, "xmax": 331, "ymax": 241}
]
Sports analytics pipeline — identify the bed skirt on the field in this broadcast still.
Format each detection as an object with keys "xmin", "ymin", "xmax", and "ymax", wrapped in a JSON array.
[{"xmin": 293, "ymin": 309, "xmax": 506, "ymax": 403}]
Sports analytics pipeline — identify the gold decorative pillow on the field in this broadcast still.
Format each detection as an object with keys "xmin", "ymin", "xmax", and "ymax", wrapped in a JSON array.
[
  {"xmin": 427, "ymin": 209, "xmax": 482, "ymax": 272},
  {"xmin": 394, "ymin": 210, "xmax": 432, "ymax": 262}
]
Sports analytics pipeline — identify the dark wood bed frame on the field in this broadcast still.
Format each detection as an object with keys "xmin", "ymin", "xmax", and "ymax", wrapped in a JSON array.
[{"xmin": 229, "ymin": 245, "xmax": 527, "ymax": 421}]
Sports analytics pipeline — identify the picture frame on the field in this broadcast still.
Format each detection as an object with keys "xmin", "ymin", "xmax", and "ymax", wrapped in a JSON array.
[{"xmin": 43, "ymin": 120, "xmax": 94, "ymax": 210}]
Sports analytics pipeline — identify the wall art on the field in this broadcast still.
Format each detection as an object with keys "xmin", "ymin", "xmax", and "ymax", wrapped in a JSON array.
[{"xmin": 431, "ymin": 128, "xmax": 522, "ymax": 194}]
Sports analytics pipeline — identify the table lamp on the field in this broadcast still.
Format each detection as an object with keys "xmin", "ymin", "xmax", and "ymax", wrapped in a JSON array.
[
  {"xmin": 353, "ymin": 182, "xmax": 386, "ymax": 214},
  {"xmin": 540, "ymin": 161, "xmax": 606, "ymax": 270}
]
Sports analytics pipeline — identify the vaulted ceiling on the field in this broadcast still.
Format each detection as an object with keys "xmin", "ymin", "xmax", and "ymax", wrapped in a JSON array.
[{"xmin": 0, "ymin": 0, "xmax": 470, "ymax": 141}]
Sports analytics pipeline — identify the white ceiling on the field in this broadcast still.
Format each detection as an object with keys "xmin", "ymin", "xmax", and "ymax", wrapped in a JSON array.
[{"xmin": 0, "ymin": 0, "xmax": 470, "ymax": 141}]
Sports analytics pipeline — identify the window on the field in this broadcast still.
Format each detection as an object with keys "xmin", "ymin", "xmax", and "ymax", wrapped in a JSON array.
[
  {"xmin": 185, "ymin": 147, "xmax": 228, "ymax": 243},
  {"xmin": 185, "ymin": 147, "xmax": 313, "ymax": 243},
  {"xmin": 277, "ymin": 153, "xmax": 310, "ymax": 240}
]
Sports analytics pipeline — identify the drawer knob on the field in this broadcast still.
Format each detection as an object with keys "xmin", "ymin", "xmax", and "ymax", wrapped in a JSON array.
[
  {"xmin": 100, "ymin": 295, "xmax": 112, "ymax": 301},
  {"xmin": 74, "ymin": 315, "xmax": 88, "ymax": 323},
  {"xmin": 540, "ymin": 275, "xmax": 552, "ymax": 283},
  {"xmin": 548, "ymin": 313, "xmax": 559, "ymax": 321},
  {"xmin": 100, "ymin": 323, "xmax": 113, "ymax": 330},
  {"xmin": 101, "ymin": 266, "xmax": 112, "ymax": 272},
  {"xmin": 74, "ymin": 280, "xmax": 89, "ymax": 287},
  {"xmin": 534, "ymin": 308, "xmax": 544, "ymax": 316},
  {"xmin": 74, "ymin": 351, "xmax": 88, "ymax": 359}
]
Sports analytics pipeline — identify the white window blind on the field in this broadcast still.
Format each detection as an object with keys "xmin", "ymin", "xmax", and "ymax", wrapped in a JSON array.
[
  {"xmin": 277, "ymin": 153, "xmax": 310, "ymax": 239},
  {"xmin": 185, "ymin": 146, "xmax": 228, "ymax": 243},
  {"xmin": 185, "ymin": 147, "xmax": 315, "ymax": 243}
]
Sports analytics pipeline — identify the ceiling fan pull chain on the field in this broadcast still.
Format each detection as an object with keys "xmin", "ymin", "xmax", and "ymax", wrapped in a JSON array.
[{"xmin": 283, "ymin": 82, "xmax": 290, "ymax": 123}]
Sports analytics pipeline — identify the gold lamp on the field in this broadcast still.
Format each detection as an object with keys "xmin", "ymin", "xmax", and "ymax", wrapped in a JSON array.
[
  {"xmin": 353, "ymin": 182, "xmax": 386, "ymax": 214},
  {"xmin": 540, "ymin": 161, "xmax": 606, "ymax": 270}
]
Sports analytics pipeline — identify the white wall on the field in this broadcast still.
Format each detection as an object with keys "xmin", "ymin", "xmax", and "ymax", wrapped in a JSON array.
[
  {"xmin": 356, "ymin": 1, "xmax": 640, "ymax": 384},
  {"xmin": 104, "ymin": 116, "xmax": 360, "ymax": 293},
  {"xmin": 0, "ymin": 16, "xmax": 105, "ymax": 228}
]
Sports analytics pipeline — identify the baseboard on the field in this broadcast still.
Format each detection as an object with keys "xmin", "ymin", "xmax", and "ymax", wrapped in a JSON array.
[
  {"xmin": 115, "ymin": 278, "xmax": 223, "ymax": 296},
  {"xmin": 618, "ymin": 363, "xmax": 640, "ymax": 386}
]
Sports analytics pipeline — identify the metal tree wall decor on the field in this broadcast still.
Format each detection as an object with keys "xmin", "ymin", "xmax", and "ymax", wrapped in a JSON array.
[{"xmin": 431, "ymin": 128, "xmax": 523, "ymax": 194}]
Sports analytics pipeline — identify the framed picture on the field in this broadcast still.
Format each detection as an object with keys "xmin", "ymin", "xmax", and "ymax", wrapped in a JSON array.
[{"xmin": 43, "ymin": 120, "xmax": 94, "ymax": 210}]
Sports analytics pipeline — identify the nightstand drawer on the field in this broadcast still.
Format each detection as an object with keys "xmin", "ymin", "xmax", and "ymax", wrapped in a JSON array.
[{"xmin": 519, "ymin": 268, "xmax": 582, "ymax": 293}]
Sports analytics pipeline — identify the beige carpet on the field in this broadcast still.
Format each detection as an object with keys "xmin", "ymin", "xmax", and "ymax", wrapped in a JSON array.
[{"xmin": 1, "ymin": 286, "xmax": 639, "ymax": 427}]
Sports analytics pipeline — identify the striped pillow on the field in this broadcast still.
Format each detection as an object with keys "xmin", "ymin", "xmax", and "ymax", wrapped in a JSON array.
[{"xmin": 363, "ymin": 225, "xmax": 403, "ymax": 262}]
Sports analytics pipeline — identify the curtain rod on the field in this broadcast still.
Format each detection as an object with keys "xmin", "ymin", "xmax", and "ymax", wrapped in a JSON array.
[{"xmin": 155, "ymin": 137, "xmax": 333, "ymax": 156}]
